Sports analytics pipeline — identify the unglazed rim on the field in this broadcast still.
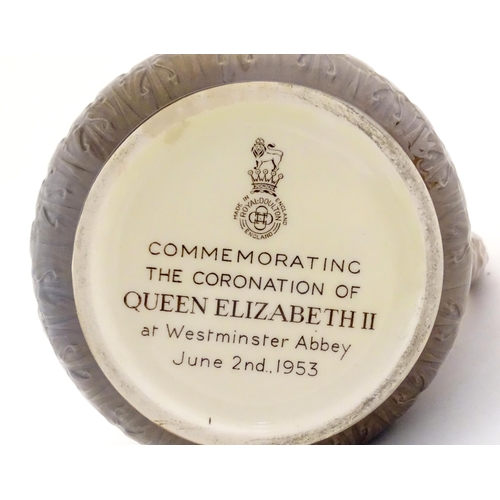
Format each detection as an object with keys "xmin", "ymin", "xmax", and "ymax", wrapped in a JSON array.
[{"xmin": 31, "ymin": 55, "xmax": 472, "ymax": 444}]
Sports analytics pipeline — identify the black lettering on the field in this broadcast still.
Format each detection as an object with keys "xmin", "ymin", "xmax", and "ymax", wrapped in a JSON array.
[
  {"xmin": 233, "ymin": 275, "xmax": 247, "ymax": 289},
  {"xmin": 348, "ymin": 261, "xmax": 361, "ymax": 274},
  {"xmin": 159, "ymin": 294, "xmax": 174, "ymax": 312},
  {"xmin": 268, "ymin": 304, "xmax": 288, "ymax": 322},
  {"xmin": 290, "ymin": 256, "xmax": 304, "ymax": 268},
  {"xmin": 307, "ymin": 256, "xmax": 318, "ymax": 269},
  {"xmin": 290, "ymin": 305, "xmax": 305, "ymax": 323},
  {"xmin": 201, "ymin": 247, "xmax": 217, "ymax": 260},
  {"xmin": 254, "ymin": 302, "xmax": 268, "ymax": 320},
  {"xmin": 206, "ymin": 272, "xmax": 218, "ymax": 286},
  {"xmin": 295, "ymin": 335, "xmax": 307, "ymax": 349},
  {"xmin": 307, "ymin": 307, "xmax": 321, "ymax": 325},
  {"xmin": 163, "ymin": 243, "xmax": 177, "ymax": 256},
  {"xmin": 231, "ymin": 300, "xmax": 244, "ymax": 318},
  {"xmin": 124, "ymin": 291, "xmax": 141, "ymax": 311},
  {"xmin": 166, "ymin": 324, "xmax": 185, "ymax": 338},
  {"xmin": 172, "ymin": 351, "xmax": 185, "ymax": 365},
  {"xmin": 216, "ymin": 332, "xmax": 230, "ymax": 343},
  {"xmin": 237, "ymin": 250, "xmax": 253, "ymax": 263},
  {"xmin": 232, "ymin": 356, "xmax": 242, "ymax": 370},
  {"xmin": 341, "ymin": 344, "xmax": 351, "ymax": 360},
  {"xmin": 249, "ymin": 276, "xmax": 263, "ymax": 290},
  {"xmin": 324, "ymin": 308, "xmax": 337, "ymax": 326},
  {"xmin": 215, "ymin": 298, "xmax": 229, "ymax": 317},
  {"xmin": 158, "ymin": 268, "xmax": 171, "ymax": 281},
  {"xmin": 258, "ymin": 252, "xmax": 272, "ymax": 265},
  {"xmin": 361, "ymin": 312, "xmax": 376, "ymax": 330},
  {"xmin": 340, "ymin": 310, "xmax": 355, "ymax": 328},
  {"xmin": 221, "ymin": 248, "xmax": 232, "ymax": 262},
  {"xmin": 331, "ymin": 259, "xmax": 345, "ymax": 272},
  {"xmin": 181, "ymin": 245, "xmax": 198, "ymax": 258},
  {"xmin": 149, "ymin": 242, "xmax": 161, "ymax": 255},
  {"xmin": 275, "ymin": 253, "xmax": 288, "ymax": 266},
  {"xmin": 175, "ymin": 295, "xmax": 190, "ymax": 313},
  {"xmin": 144, "ymin": 292, "xmax": 160, "ymax": 311},
  {"xmin": 220, "ymin": 274, "xmax": 231, "ymax": 287}
]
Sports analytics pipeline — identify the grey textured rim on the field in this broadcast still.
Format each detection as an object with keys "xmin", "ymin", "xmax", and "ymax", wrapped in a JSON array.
[{"xmin": 31, "ymin": 55, "xmax": 472, "ymax": 444}]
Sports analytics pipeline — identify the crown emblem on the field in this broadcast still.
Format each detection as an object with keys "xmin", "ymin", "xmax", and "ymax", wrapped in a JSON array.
[{"xmin": 248, "ymin": 138, "xmax": 284, "ymax": 196}]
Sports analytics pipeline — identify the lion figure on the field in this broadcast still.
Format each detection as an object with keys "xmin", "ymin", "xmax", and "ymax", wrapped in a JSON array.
[{"xmin": 251, "ymin": 138, "xmax": 283, "ymax": 171}]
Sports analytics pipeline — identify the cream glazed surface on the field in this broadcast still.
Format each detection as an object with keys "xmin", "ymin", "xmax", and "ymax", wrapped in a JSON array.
[{"xmin": 72, "ymin": 82, "xmax": 443, "ymax": 444}]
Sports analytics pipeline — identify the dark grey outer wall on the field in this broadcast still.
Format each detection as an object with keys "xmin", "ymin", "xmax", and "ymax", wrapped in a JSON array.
[{"xmin": 31, "ymin": 55, "xmax": 472, "ymax": 445}]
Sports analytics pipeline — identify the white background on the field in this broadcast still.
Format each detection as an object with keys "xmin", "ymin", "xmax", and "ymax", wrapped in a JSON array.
[{"xmin": 1, "ymin": 1, "xmax": 499, "ymax": 497}]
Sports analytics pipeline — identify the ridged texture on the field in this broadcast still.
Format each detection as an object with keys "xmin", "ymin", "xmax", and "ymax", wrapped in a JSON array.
[
  {"xmin": 31, "ymin": 55, "xmax": 473, "ymax": 444},
  {"xmin": 471, "ymin": 233, "xmax": 488, "ymax": 286}
]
